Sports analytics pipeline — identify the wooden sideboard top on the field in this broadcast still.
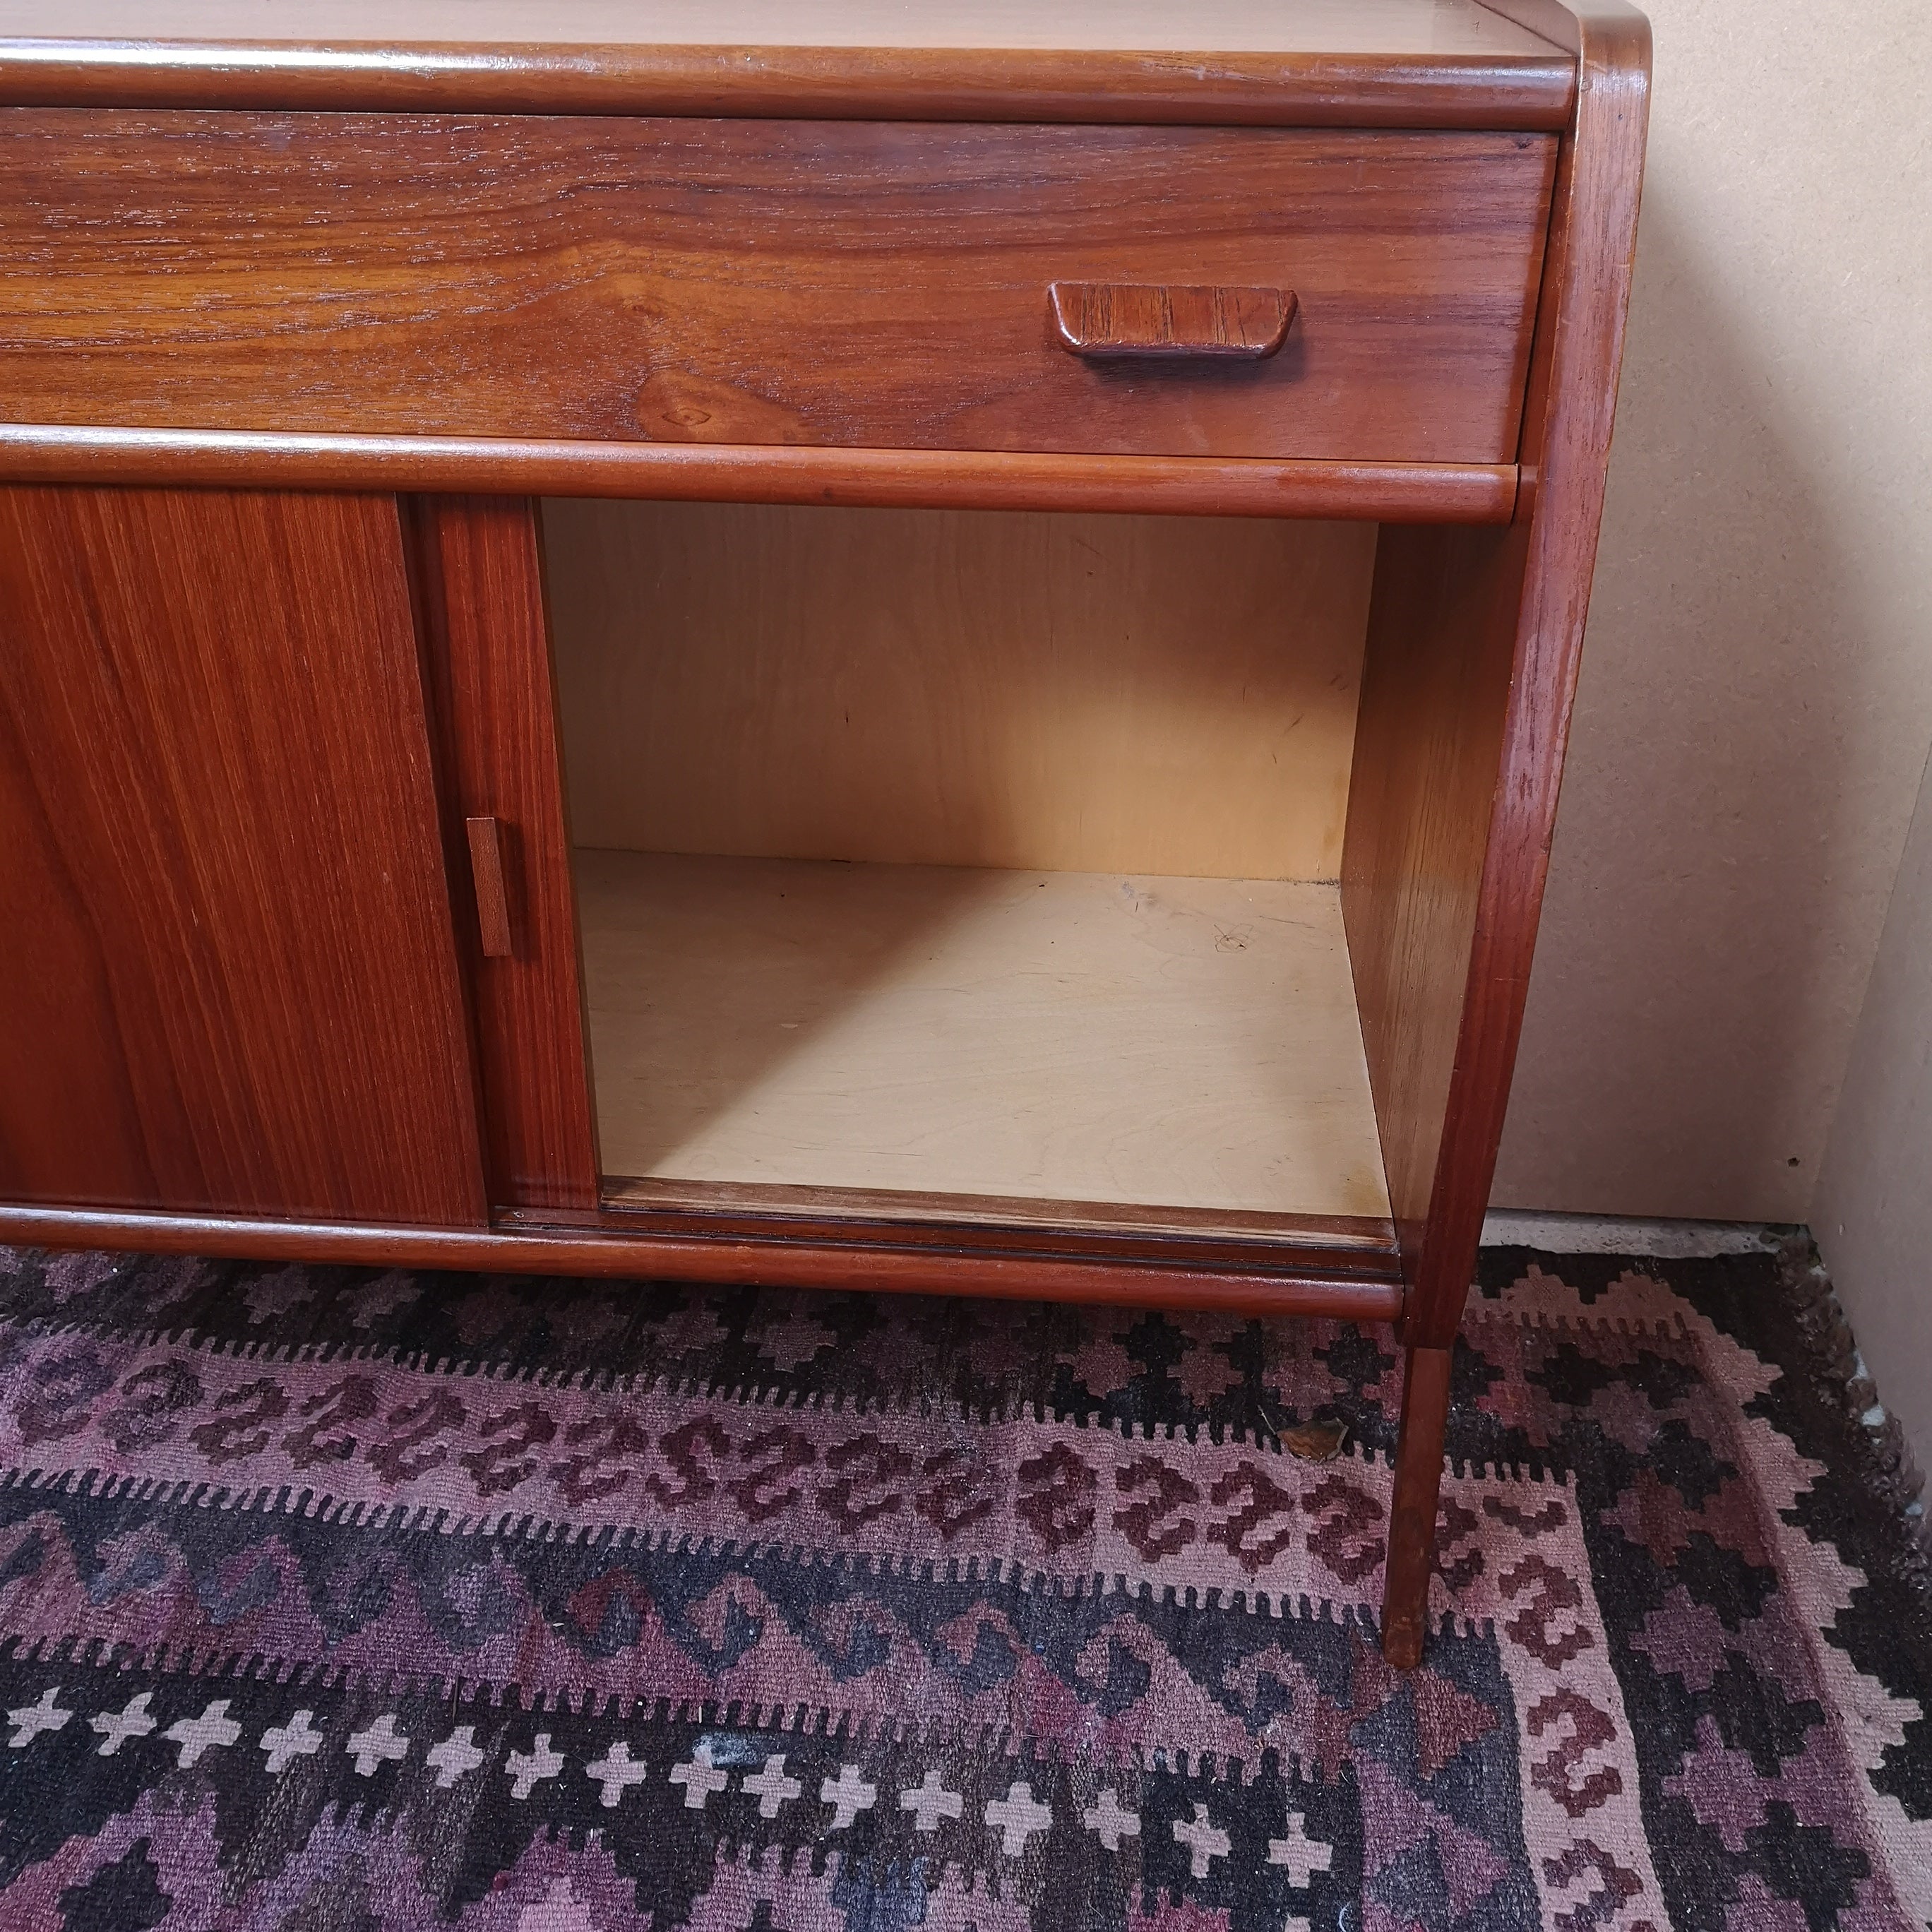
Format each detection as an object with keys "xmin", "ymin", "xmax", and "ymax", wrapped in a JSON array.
[{"xmin": 0, "ymin": 0, "xmax": 1578, "ymax": 126}]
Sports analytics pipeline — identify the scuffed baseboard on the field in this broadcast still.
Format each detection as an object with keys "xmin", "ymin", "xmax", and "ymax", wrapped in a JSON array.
[{"xmin": 1481, "ymin": 1210, "xmax": 1790, "ymax": 1258}]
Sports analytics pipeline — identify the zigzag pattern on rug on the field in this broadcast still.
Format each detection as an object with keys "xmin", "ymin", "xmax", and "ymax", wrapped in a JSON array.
[{"xmin": 0, "ymin": 1243, "xmax": 1925, "ymax": 1930}]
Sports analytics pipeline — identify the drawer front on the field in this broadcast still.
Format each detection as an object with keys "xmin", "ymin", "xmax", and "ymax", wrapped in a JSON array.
[{"xmin": 0, "ymin": 112, "xmax": 1555, "ymax": 465}]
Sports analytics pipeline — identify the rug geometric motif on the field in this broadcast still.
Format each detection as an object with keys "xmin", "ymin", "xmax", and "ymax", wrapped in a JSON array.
[{"xmin": 0, "ymin": 1242, "xmax": 1926, "ymax": 1930}]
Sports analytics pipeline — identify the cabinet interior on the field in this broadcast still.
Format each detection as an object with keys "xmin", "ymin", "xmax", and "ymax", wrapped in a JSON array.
[{"xmin": 539, "ymin": 498, "xmax": 1390, "ymax": 1236}]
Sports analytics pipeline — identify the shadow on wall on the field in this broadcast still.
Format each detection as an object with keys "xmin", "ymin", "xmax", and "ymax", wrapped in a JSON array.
[{"xmin": 1495, "ymin": 186, "xmax": 1931, "ymax": 1222}]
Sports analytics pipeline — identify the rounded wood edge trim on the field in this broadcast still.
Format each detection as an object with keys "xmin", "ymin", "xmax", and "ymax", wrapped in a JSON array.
[
  {"xmin": 1379, "ymin": 1342, "xmax": 1455, "ymax": 1666},
  {"xmin": 598, "ymin": 1174, "xmax": 1398, "ymax": 1255},
  {"xmin": 1403, "ymin": 0, "xmax": 1651, "ymax": 1344},
  {"xmin": 570, "ymin": 1205, "xmax": 1396, "ymax": 1279},
  {"xmin": 0, "ymin": 1205, "xmax": 1408, "ymax": 1320},
  {"xmin": 0, "ymin": 44, "xmax": 1578, "ymax": 129},
  {"xmin": 0, "ymin": 428, "xmax": 1517, "ymax": 524}
]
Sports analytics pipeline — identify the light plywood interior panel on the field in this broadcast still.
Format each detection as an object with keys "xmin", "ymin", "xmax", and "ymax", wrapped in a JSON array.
[
  {"xmin": 578, "ymin": 849, "xmax": 1391, "ymax": 1222},
  {"xmin": 544, "ymin": 501, "xmax": 1376, "ymax": 881}
]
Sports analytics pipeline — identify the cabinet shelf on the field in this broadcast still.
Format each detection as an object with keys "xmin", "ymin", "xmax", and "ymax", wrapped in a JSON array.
[{"xmin": 577, "ymin": 848, "xmax": 1390, "ymax": 1237}]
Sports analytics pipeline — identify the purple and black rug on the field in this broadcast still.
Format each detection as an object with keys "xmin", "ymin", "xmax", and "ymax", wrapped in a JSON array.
[{"xmin": 0, "ymin": 1241, "xmax": 1927, "ymax": 1930}]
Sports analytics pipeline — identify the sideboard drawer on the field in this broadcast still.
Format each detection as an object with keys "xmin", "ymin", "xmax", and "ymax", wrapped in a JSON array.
[{"xmin": 0, "ymin": 112, "xmax": 1555, "ymax": 465}]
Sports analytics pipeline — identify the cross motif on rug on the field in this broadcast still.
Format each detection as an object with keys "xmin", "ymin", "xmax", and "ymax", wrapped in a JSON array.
[
  {"xmin": 5, "ymin": 1688, "xmax": 72, "ymax": 1748},
  {"xmin": 1268, "ymin": 1813, "xmax": 1335, "ymax": 1886},
  {"xmin": 743, "ymin": 1753, "xmax": 803, "ymax": 1818},
  {"xmin": 0, "ymin": 1245, "xmax": 1921, "ymax": 1932},
  {"xmin": 260, "ymin": 1710, "xmax": 324, "ymax": 1775},
  {"xmin": 585, "ymin": 1740, "xmax": 650, "ymax": 1807},
  {"xmin": 986, "ymin": 1780, "xmax": 1054, "ymax": 1855},
  {"xmin": 345, "ymin": 1715, "xmax": 410, "ymax": 1777},
  {"xmin": 1174, "ymin": 1802, "xmax": 1232, "ymax": 1878},
  {"xmin": 669, "ymin": 1743, "xmax": 729, "ymax": 1810},
  {"xmin": 428, "ymin": 1726, "xmax": 487, "ymax": 1788},
  {"xmin": 1083, "ymin": 1787, "xmax": 1140, "ymax": 1852},
  {"xmin": 164, "ymin": 1699, "xmax": 241, "ymax": 1768},
  {"xmin": 900, "ymin": 1767, "xmax": 965, "ymax": 1832},
  {"xmin": 90, "ymin": 1693, "xmax": 157, "ymax": 1757},
  {"xmin": 506, "ymin": 1733, "xmax": 564, "ymax": 1801},
  {"xmin": 820, "ymin": 1763, "xmax": 878, "ymax": 1828}
]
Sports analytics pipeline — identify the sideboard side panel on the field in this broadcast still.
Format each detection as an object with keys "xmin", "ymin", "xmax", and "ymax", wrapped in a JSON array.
[
  {"xmin": 1343, "ymin": 1, "xmax": 1650, "ymax": 1338},
  {"xmin": 1342, "ymin": 520, "xmax": 1526, "ymax": 1273},
  {"xmin": 411, "ymin": 495, "xmax": 602, "ymax": 1211},
  {"xmin": 0, "ymin": 485, "xmax": 487, "ymax": 1224}
]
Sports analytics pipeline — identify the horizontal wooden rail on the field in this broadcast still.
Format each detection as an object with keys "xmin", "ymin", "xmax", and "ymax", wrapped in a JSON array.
[
  {"xmin": 0, "ymin": 1203, "xmax": 1409, "ymax": 1320},
  {"xmin": 0, "ymin": 42, "xmax": 1578, "ymax": 130},
  {"xmin": 0, "ymin": 427, "xmax": 1516, "ymax": 523}
]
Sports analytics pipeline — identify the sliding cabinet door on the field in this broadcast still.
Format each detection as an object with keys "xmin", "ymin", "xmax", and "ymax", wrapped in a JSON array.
[
  {"xmin": 410, "ymin": 495, "xmax": 599, "ymax": 1211},
  {"xmin": 0, "ymin": 486, "xmax": 485, "ymax": 1224}
]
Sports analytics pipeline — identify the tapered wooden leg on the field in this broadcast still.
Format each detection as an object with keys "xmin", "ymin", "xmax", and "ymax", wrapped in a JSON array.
[{"xmin": 1381, "ymin": 1343, "xmax": 1454, "ymax": 1669}]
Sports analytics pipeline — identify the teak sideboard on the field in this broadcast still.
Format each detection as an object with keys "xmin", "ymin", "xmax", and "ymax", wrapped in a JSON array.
[{"xmin": 0, "ymin": 0, "xmax": 1650, "ymax": 1666}]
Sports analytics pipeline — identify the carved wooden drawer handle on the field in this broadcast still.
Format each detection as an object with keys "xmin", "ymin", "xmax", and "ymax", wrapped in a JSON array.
[{"xmin": 1049, "ymin": 282, "xmax": 1296, "ymax": 362}]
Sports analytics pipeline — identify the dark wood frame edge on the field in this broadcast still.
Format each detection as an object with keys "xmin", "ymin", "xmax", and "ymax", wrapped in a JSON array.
[
  {"xmin": 1347, "ymin": 0, "xmax": 1650, "ymax": 1659},
  {"xmin": 600, "ymin": 1174, "xmax": 1399, "ymax": 1254},
  {"xmin": 0, "ymin": 42, "xmax": 1578, "ymax": 129},
  {"xmin": 1407, "ymin": 0, "xmax": 1651, "ymax": 1349},
  {"xmin": 572, "ymin": 1199, "xmax": 1400, "ymax": 1278},
  {"xmin": 0, "ymin": 1204, "xmax": 1407, "ymax": 1320},
  {"xmin": 0, "ymin": 429, "xmax": 1517, "ymax": 525}
]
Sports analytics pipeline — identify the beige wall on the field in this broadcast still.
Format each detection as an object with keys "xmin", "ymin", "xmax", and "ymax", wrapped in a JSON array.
[
  {"xmin": 1814, "ymin": 751, "xmax": 1932, "ymax": 1472},
  {"xmin": 1493, "ymin": 0, "xmax": 1932, "ymax": 1221}
]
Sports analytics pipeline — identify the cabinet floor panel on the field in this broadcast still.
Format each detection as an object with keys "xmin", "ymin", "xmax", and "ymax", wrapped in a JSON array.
[{"xmin": 577, "ymin": 849, "xmax": 1390, "ymax": 1223}]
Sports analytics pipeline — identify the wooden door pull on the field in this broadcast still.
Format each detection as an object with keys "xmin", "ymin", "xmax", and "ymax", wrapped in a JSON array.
[
  {"xmin": 465, "ymin": 815, "xmax": 515, "ymax": 958},
  {"xmin": 1049, "ymin": 282, "xmax": 1296, "ymax": 362}
]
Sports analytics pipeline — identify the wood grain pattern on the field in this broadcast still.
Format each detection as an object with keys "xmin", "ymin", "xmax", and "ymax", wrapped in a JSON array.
[
  {"xmin": 0, "ymin": 486, "xmax": 484, "ymax": 1224},
  {"xmin": 586, "ymin": 1193, "xmax": 1399, "ymax": 1281},
  {"xmin": 1049, "ymin": 284, "xmax": 1296, "ymax": 362},
  {"xmin": 601, "ymin": 1176, "xmax": 1397, "ymax": 1256},
  {"xmin": 0, "ymin": 1202, "xmax": 1407, "ymax": 1320},
  {"xmin": 1345, "ymin": 0, "xmax": 1652, "ymax": 1654},
  {"xmin": 0, "ymin": 1, "xmax": 1576, "ymax": 128},
  {"xmin": 544, "ymin": 501, "xmax": 1375, "ymax": 880},
  {"xmin": 410, "ymin": 497, "xmax": 602, "ymax": 1212},
  {"xmin": 1401, "ymin": 1, "xmax": 1650, "ymax": 1348},
  {"xmin": 0, "ymin": 112, "xmax": 1556, "ymax": 467},
  {"xmin": 576, "ymin": 852, "xmax": 1393, "ymax": 1222},
  {"xmin": 1343, "ymin": 524, "xmax": 1525, "ymax": 1270},
  {"xmin": 1381, "ymin": 1343, "xmax": 1453, "ymax": 1668},
  {"xmin": 1342, "ymin": 1, "xmax": 1650, "ymax": 1349},
  {"xmin": 0, "ymin": 428, "xmax": 1518, "ymax": 523},
  {"xmin": 465, "ymin": 816, "xmax": 515, "ymax": 959}
]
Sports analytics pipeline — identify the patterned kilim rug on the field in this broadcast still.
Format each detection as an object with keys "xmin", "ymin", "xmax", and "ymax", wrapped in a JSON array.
[{"xmin": 0, "ymin": 1241, "xmax": 1928, "ymax": 1931}]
